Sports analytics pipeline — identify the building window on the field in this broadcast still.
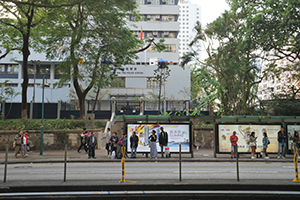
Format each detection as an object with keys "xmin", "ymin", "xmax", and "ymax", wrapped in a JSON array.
[
  {"xmin": 147, "ymin": 77, "xmax": 160, "ymax": 88},
  {"xmin": 7, "ymin": 65, "xmax": 19, "ymax": 74},
  {"xmin": 0, "ymin": 65, "xmax": 5, "ymax": 74},
  {"xmin": 162, "ymin": 15, "xmax": 175, "ymax": 22},
  {"xmin": 147, "ymin": 0, "xmax": 159, "ymax": 4},
  {"xmin": 136, "ymin": 0, "xmax": 144, "ymax": 4},
  {"xmin": 39, "ymin": 65, "xmax": 50, "ymax": 75},
  {"xmin": 163, "ymin": 0, "xmax": 175, "ymax": 4},
  {"xmin": 164, "ymin": 44, "xmax": 176, "ymax": 52}
]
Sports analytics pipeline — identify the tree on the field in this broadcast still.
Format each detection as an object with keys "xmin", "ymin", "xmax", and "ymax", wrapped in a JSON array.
[
  {"xmin": 0, "ymin": 0, "xmax": 84, "ymax": 118},
  {"xmin": 0, "ymin": 80, "xmax": 20, "ymax": 119},
  {"xmin": 182, "ymin": 12, "xmax": 274, "ymax": 115},
  {"xmin": 42, "ymin": 0, "xmax": 142, "ymax": 119}
]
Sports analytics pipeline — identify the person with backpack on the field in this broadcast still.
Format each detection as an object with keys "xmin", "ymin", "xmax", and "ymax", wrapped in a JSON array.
[{"xmin": 262, "ymin": 131, "xmax": 270, "ymax": 159}]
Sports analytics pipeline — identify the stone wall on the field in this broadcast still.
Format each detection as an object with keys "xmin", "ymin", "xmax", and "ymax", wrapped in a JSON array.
[
  {"xmin": 193, "ymin": 127, "xmax": 214, "ymax": 149},
  {"xmin": 0, "ymin": 129, "xmax": 104, "ymax": 151}
]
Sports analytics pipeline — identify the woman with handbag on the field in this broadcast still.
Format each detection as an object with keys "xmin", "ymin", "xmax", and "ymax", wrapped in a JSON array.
[
  {"xmin": 249, "ymin": 132, "xmax": 257, "ymax": 159},
  {"xmin": 149, "ymin": 130, "xmax": 158, "ymax": 159}
]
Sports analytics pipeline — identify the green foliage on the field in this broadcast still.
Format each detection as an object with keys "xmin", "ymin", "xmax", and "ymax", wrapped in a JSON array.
[{"xmin": 0, "ymin": 119, "xmax": 104, "ymax": 130}]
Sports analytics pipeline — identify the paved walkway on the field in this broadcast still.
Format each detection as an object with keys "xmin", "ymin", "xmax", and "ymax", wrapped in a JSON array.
[{"xmin": 1, "ymin": 148, "xmax": 296, "ymax": 164}]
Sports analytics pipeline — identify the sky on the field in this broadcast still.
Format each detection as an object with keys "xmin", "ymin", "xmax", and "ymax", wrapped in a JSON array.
[{"xmin": 190, "ymin": 0, "xmax": 230, "ymax": 27}]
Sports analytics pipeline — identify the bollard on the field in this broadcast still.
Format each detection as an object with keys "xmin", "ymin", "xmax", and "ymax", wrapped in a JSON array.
[
  {"xmin": 179, "ymin": 144, "xmax": 182, "ymax": 182},
  {"xmin": 293, "ymin": 146, "xmax": 300, "ymax": 182},
  {"xmin": 4, "ymin": 144, "xmax": 8, "ymax": 183},
  {"xmin": 120, "ymin": 146, "xmax": 136, "ymax": 183},
  {"xmin": 235, "ymin": 145, "xmax": 239, "ymax": 182},
  {"xmin": 64, "ymin": 144, "xmax": 67, "ymax": 182}
]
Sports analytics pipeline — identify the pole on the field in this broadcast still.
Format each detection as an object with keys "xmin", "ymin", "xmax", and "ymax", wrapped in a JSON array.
[
  {"xmin": 236, "ymin": 145, "xmax": 239, "ymax": 182},
  {"xmin": 4, "ymin": 144, "xmax": 8, "ymax": 183},
  {"xmin": 163, "ymin": 67, "xmax": 166, "ymax": 116},
  {"xmin": 64, "ymin": 144, "xmax": 67, "ymax": 182},
  {"xmin": 293, "ymin": 146, "xmax": 300, "ymax": 182},
  {"xmin": 179, "ymin": 144, "xmax": 182, "ymax": 182},
  {"xmin": 40, "ymin": 76, "xmax": 45, "ymax": 155}
]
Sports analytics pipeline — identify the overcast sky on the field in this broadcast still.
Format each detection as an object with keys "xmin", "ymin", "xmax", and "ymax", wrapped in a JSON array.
[{"xmin": 190, "ymin": 0, "xmax": 230, "ymax": 27}]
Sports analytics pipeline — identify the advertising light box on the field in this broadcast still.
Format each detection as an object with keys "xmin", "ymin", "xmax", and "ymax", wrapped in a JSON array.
[
  {"xmin": 287, "ymin": 125, "xmax": 300, "ymax": 151},
  {"xmin": 218, "ymin": 124, "xmax": 281, "ymax": 153},
  {"xmin": 127, "ymin": 124, "xmax": 190, "ymax": 153}
]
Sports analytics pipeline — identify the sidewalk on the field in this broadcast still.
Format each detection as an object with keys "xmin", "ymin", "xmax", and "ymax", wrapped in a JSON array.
[{"xmin": 1, "ymin": 148, "xmax": 296, "ymax": 164}]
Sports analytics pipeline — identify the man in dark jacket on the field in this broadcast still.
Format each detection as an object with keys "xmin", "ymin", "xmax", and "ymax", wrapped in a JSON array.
[
  {"xmin": 277, "ymin": 127, "xmax": 287, "ymax": 159},
  {"xmin": 130, "ymin": 131, "xmax": 139, "ymax": 158},
  {"xmin": 87, "ymin": 132, "xmax": 97, "ymax": 159},
  {"xmin": 14, "ymin": 130, "xmax": 25, "ymax": 158},
  {"xmin": 159, "ymin": 127, "xmax": 168, "ymax": 158}
]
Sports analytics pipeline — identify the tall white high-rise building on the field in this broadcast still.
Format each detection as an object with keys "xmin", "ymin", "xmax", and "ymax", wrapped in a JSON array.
[{"xmin": 178, "ymin": 0, "xmax": 201, "ymax": 60}]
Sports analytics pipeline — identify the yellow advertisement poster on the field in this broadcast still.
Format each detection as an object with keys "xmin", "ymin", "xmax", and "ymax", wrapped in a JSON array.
[{"xmin": 218, "ymin": 124, "xmax": 281, "ymax": 153}]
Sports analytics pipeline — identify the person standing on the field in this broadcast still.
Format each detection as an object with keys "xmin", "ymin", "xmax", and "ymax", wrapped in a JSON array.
[
  {"xmin": 121, "ymin": 133, "xmax": 128, "ymax": 158},
  {"xmin": 277, "ymin": 127, "xmax": 287, "ymax": 159},
  {"xmin": 105, "ymin": 128, "xmax": 111, "ymax": 157},
  {"xmin": 110, "ymin": 132, "xmax": 119, "ymax": 158},
  {"xmin": 130, "ymin": 131, "xmax": 139, "ymax": 158},
  {"xmin": 87, "ymin": 132, "xmax": 97, "ymax": 159},
  {"xmin": 77, "ymin": 128, "xmax": 86, "ymax": 153},
  {"xmin": 14, "ymin": 130, "xmax": 25, "ymax": 158},
  {"xmin": 230, "ymin": 131, "xmax": 238, "ymax": 159},
  {"xmin": 23, "ymin": 130, "xmax": 29, "ymax": 157},
  {"xmin": 249, "ymin": 132, "xmax": 257, "ymax": 159},
  {"xmin": 262, "ymin": 132, "xmax": 270, "ymax": 159},
  {"xmin": 149, "ymin": 130, "xmax": 158, "ymax": 159},
  {"xmin": 292, "ymin": 131, "xmax": 300, "ymax": 159},
  {"xmin": 159, "ymin": 127, "xmax": 168, "ymax": 158}
]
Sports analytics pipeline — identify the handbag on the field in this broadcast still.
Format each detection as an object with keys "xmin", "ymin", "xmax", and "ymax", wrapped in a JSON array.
[{"xmin": 249, "ymin": 142, "xmax": 255, "ymax": 147}]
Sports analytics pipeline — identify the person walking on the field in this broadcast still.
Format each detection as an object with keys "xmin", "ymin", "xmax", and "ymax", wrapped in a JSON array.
[
  {"xmin": 230, "ymin": 131, "xmax": 238, "ymax": 159},
  {"xmin": 110, "ymin": 132, "xmax": 119, "ymax": 159},
  {"xmin": 77, "ymin": 128, "xmax": 86, "ymax": 153},
  {"xmin": 130, "ymin": 131, "xmax": 139, "ymax": 158},
  {"xmin": 262, "ymin": 132, "xmax": 270, "ymax": 159},
  {"xmin": 105, "ymin": 128, "xmax": 111, "ymax": 157},
  {"xmin": 14, "ymin": 130, "xmax": 25, "ymax": 158},
  {"xmin": 87, "ymin": 132, "xmax": 97, "ymax": 159},
  {"xmin": 23, "ymin": 130, "xmax": 29, "ymax": 157},
  {"xmin": 249, "ymin": 132, "xmax": 257, "ymax": 159},
  {"xmin": 277, "ymin": 127, "xmax": 287, "ymax": 159},
  {"xmin": 159, "ymin": 127, "xmax": 168, "ymax": 158},
  {"xmin": 292, "ymin": 131, "xmax": 300, "ymax": 159},
  {"xmin": 149, "ymin": 130, "xmax": 158, "ymax": 159}
]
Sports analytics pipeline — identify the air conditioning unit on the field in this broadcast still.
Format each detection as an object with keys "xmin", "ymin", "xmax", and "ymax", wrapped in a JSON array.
[
  {"xmin": 133, "ymin": 31, "xmax": 138, "ymax": 35},
  {"xmin": 152, "ymin": 31, "xmax": 158, "ymax": 36},
  {"xmin": 164, "ymin": 31, "xmax": 169, "ymax": 36}
]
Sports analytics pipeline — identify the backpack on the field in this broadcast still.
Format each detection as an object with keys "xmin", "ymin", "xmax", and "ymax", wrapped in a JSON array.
[{"xmin": 118, "ymin": 139, "xmax": 124, "ymax": 146}]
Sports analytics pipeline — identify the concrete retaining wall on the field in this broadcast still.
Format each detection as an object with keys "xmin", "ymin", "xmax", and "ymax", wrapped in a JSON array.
[{"xmin": 0, "ymin": 129, "xmax": 104, "ymax": 151}]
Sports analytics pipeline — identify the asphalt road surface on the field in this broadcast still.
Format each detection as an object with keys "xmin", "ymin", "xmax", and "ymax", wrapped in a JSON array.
[{"xmin": 1, "ymin": 162, "xmax": 295, "ymax": 181}]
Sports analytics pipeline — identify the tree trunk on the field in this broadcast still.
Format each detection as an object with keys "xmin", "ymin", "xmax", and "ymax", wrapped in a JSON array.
[
  {"xmin": 21, "ymin": 34, "xmax": 30, "ymax": 118},
  {"xmin": 91, "ymin": 86, "xmax": 100, "ymax": 114}
]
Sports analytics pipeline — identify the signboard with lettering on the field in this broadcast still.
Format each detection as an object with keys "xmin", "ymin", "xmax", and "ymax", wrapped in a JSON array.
[{"xmin": 85, "ymin": 113, "xmax": 95, "ymax": 129}]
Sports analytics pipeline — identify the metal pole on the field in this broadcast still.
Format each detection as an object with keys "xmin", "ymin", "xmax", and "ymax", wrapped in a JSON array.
[
  {"xmin": 64, "ymin": 144, "xmax": 67, "ymax": 182},
  {"xmin": 40, "ymin": 75, "xmax": 45, "ymax": 155},
  {"xmin": 4, "ymin": 144, "xmax": 8, "ymax": 183},
  {"xmin": 163, "ymin": 68, "xmax": 166, "ymax": 116},
  {"xmin": 236, "ymin": 146, "xmax": 239, "ymax": 182},
  {"xmin": 179, "ymin": 144, "xmax": 182, "ymax": 182}
]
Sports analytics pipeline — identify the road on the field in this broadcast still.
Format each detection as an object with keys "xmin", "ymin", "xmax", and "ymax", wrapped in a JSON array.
[{"xmin": 1, "ymin": 162, "xmax": 295, "ymax": 181}]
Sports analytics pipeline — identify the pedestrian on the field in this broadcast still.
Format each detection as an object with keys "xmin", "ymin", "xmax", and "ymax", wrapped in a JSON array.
[
  {"xmin": 130, "ymin": 131, "xmax": 139, "ymax": 158},
  {"xmin": 230, "ymin": 131, "xmax": 238, "ymax": 159},
  {"xmin": 14, "ymin": 130, "xmax": 25, "ymax": 158},
  {"xmin": 149, "ymin": 130, "xmax": 158, "ymax": 159},
  {"xmin": 249, "ymin": 132, "xmax": 257, "ymax": 159},
  {"xmin": 262, "ymin": 132, "xmax": 270, "ymax": 159},
  {"xmin": 159, "ymin": 127, "xmax": 168, "ymax": 158},
  {"xmin": 23, "ymin": 130, "xmax": 29, "ymax": 157},
  {"xmin": 77, "ymin": 128, "xmax": 86, "ymax": 153},
  {"xmin": 87, "ymin": 132, "xmax": 97, "ymax": 159},
  {"xmin": 277, "ymin": 127, "xmax": 287, "ymax": 159},
  {"xmin": 84, "ymin": 130, "xmax": 89, "ymax": 154},
  {"xmin": 105, "ymin": 128, "xmax": 111, "ymax": 157},
  {"xmin": 292, "ymin": 131, "xmax": 300, "ymax": 159},
  {"xmin": 110, "ymin": 132, "xmax": 119, "ymax": 158},
  {"xmin": 121, "ymin": 133, "xmax": 128, "ymax": 158}
]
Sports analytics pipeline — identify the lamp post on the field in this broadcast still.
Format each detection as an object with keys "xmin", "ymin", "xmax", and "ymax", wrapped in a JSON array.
[
  {"xmin": 30, "ymin": 60, "xmax": 40, "ymax": 119},
  {"xmin": 156, "ymin": 58, "xmax": 169, "ymax": 115},
  {"xmin": 40, "ymin": 75, "xmax": 49, "ymax": 155}
]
